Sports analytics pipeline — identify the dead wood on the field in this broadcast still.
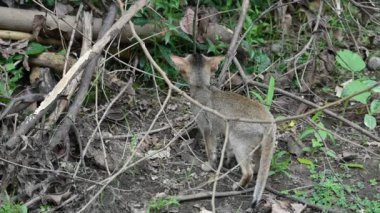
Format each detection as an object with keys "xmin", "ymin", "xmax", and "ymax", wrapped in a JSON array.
[
  {"xmin": 176, "ymin": 186, "xmax": 339, "ymax": 213},
  {"xmin": 0, "ymin": 30, "xmax": 62, "ymax": 45},
  {"xmin": 29, "ymin": 52, "xmax": 77, "ymax": 72},
  {"xmin": 44, "ymin": 11, "xmax": 94, "ymax": 130},
  {"xmin": 0, "ymin": 6, "xmax": 234, "ymax": 45},
  {"xmin": 5, "ymin": 0, "xmax": 149, "ymax": 149},
  {"xmin": 49, "ymin": 4, "xmax": 118, "ymax": 150}
]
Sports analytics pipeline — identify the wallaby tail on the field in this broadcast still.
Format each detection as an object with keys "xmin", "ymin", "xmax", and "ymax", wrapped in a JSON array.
[{"xmin": 251, "ymin": 123, "xmax": 276, "ymax": 207}]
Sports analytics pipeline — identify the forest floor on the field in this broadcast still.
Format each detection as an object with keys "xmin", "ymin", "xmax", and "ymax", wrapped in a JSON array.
[{"xmin": 56, "ymin": 87, "xmax": 379, "ymax": 213}]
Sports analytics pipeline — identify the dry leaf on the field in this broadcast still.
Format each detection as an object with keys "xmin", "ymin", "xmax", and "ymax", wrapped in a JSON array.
[
  {"xmin": 180, "ymin": 8, "xmax": 194, "ymax": 35},
  {"xmin": 291, "ymin": 203, "xmax": 306, "ymax": 213},
  {"xmin": 55, "ymin": 2, "xmax": 73, "ymax": 18},
  {"xmin": 32, "ymin": 15, "xmax": 46, "ymax": 40}
]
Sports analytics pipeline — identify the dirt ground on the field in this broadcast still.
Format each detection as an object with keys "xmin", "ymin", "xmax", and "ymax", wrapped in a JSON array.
[{"xmin": 1, "ymin": 87, "xmax": 379, "ymax": 213}]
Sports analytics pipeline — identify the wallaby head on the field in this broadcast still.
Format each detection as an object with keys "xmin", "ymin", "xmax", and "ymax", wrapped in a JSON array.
[{"xmin": 171, "ymin": 54, "xmax": 224, "ymax": 87}]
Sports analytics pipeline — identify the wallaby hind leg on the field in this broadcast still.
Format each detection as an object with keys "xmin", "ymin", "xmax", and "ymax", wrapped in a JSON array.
[
  {"xmin": 201, "ymin": 129, "xmax": 218, "ymax": 172},
  {"xmin": 252, "ymin": 148, "xmax": 261, "ymax": 174},
  {"xmin": 224, "ymin": 141, "xmax": 234, "ymax": 168},
  {"xmin": 230, "ymin": 135, "xmax": 254, "ymax": 190}
]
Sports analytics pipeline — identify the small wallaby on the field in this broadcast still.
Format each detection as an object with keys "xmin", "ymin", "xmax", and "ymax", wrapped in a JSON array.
[{"xmin": 171, "ymin": 54, "xmax": 276, "ymax": 207}]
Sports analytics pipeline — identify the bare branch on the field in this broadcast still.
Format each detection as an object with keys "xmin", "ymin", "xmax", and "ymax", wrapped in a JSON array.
[
  {"xmin": 218, "ymin": 0, "xmax": 249, "ymax": 87},
  {"xmin": 5, "ymin": 0, "xmax": 149, "ymax": 148}
]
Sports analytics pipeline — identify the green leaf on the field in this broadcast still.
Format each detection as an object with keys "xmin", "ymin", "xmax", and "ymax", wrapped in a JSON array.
[
  {"xmin": 311, "ymin": 138, "xmax": 323, "ymax": 148},
  {"xmin": 300, "ymin": 128, "xmax": 315, "ymax": 140},
  {"xmin": 250, "ymin": 90, "xmax": 264, "ymax": 103},
  {"xmin": 5, "ymin": 63, "xmax": 15, "ymax": 71},
  {"xmin": 343, "ymin": 163, "xmax": 364, "ymax": 169},
  {"xmin": 364, "ymin": 114, "xmax": 377, "ymax": 129},
  {"xmin": 336, "ymin": 49, "xmax": 365, "ymax": 72},
  {"xmin": 26, "ymin": 42, "xmax": 47, "ymax": 56},
  {"xmin": 265, "ymin": 76, "xmax": 275, "ymax": 107},
  {"xmin": 207, "ymin": 39, "xmax": 217, "ymax": 54},
  {"xmin": 370, "ymin": 100, "xmax": 380, "ymax": 114},
  {"xmin": 315, "ymin": 129, "xmax": 328, "ymax": 141},
  {"xmin": 326, "ymin": 149, "xmax": 337, "ymax": 158},
  {"xmin": 370, "ymin": 179, "xmax": 378, "ymax": 186},
  {"xmin": 0, "ymin": 80, "xmax": 11, "ymax": 97},
  {"xmin": 363, "ymin": 80, "xmax": 380, "ymax": 93},
  {"xmin": 315, "ymin": 122, "xmax": 327, "ymax": 140},
  {"xmin": 133, "ymin": 17, "xmax": 149, "ymax": 26},
  {"xmin": 164, "ymin": 32, "xmax": 171, "ymax": 45},
  {"xmin": 373, "ymin": 86, "xmax": 380, "ymax": 93},
  {"xmin": 13, "ymin": 54, "xmax": 23, "ymax": 60},
  {"xmin": 311, "ymin": 111, "xmax": 322, "ymax": 121},
  {"xmin": 44, "ymin": 0, "xmax": 55, "ymax": 7},
  {"xmin": 342, "ymin": 80, "xmax": 371, "ymax": 104},
  {"xmin": 57, "ymin": 49, "xmax": 67, "ymax": 56},
  {"xmin": 255, "ymin": 52, "xmax": 271, "ymax": 73},
  {"xmin": 20, "ymin": 205, "xmax": 28, "ymax": 213},
  {"xmin": 297, "ymin": 158, "xmax": 314, "ymax": 166}
]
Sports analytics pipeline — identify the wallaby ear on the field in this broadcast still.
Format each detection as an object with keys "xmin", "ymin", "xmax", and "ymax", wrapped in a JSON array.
[
  {"xmin": 171, "ymin": 55, "xmax": 190, "ymax": 77},
  {"xmin": 171, "ymin": 55, "xmax": 188, "ymax": 71},
  {"xmin": 205, "ymin": 56, "xmax": 224, "ymax": 72}
]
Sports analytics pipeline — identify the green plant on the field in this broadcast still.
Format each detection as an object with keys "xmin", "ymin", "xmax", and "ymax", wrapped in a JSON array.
[
  {"xmin": 299, "ymin": 113, "xmax": 335, "ymax": 152},
  {"xmin": 147, "ymin": 197, "xmax": 180, "ymax": 213},
  {"xmin": 286, "ymin": 169, "xmax": 380, "ymax": 212},
  {"xmin": 249, "ymin": 76, "xmax": 275, "ymax": 107},
  {"xmin": 269, "ymin": 150, "xmax": 291, "ymax": 176},
  {"xmin": 336, "ymin": 49, "xmax": 380, "ymax": 129},
  {"xmin": 369, "ymin": 179, "xmax": 378, "ymax": 186},
  {"xmin": 336, "ymin": 49, "xmax": 366, "ymax": 74},
  {"xmin": 245, "ymin": 49, "xmax": 271, "ymax": 75},
  {"xmin": 249, "ymin": 89, "xmax": 265, "ymax": 104},
  {"xmin": 39, "ymin": 205, "xmax": 51, "ymax": 212},
  {"xmin": 341, "ymin": 79, "xmax": 380, "ymax": 129},
  {"xmin": 265, "ymin": 76, "xmax": 275, "ymax": 107},
  {"xmin": 0, "ymin": 200, "xmax": 27, "ymax": 213},
  {"xmin": 0, "ymin": 192, "xmax": 28, "ymax": 213},
  {"xmin": 0, "ymin": 42, "xmax": 47, "ymax": 97}
]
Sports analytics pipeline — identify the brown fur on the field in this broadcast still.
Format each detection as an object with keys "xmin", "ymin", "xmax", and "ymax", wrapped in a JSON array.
[{"xmin": 171, "ymin": 54, "xmax": 276, "ymax": 207}]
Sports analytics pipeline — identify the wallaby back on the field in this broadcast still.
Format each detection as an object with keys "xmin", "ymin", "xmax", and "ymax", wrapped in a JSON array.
[{"xmin": 171, "ymin": 54, "xmax": 276, "ymax": 207}]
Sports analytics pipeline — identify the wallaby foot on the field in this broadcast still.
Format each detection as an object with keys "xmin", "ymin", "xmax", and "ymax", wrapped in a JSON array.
[{"xmin": 231, "ymin": 164, "xmax": 253, "ymax": 190}]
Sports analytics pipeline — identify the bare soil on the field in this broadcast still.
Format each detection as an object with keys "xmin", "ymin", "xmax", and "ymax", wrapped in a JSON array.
[{"xmin": 1, "ymin": 87, "xmax": 379, "ymax": 213}]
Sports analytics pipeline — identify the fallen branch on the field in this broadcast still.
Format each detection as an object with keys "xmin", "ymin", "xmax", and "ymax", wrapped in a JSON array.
[
  {"xmin": 6, "ymin": 0, "xmax": 148, "ymax": 148},
  {"xmin": 49, "ymin": 4, "xmax": 117, "ymax": 150},
  {"xmin": 0, "ymin": 6, "xmax": 235, "ymax": 46},
  {"xmin": 176, "ymin": 186, "xmax": 340, "ymax": 213},
  {"xmin": 0, "ymin": 30, "xmax": 62, "ymax": 45},
  {"xmin": 218, "ymin": 0, "xmax": 249, "ymax": 87},
  {"xmin": 44, "ymin": 11, "xmax": 94, "ymax": 129}
]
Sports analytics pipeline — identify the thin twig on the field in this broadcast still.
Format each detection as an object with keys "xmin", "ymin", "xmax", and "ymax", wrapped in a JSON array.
[
  {"xmin": 211, "ymin": 122, "xmax": 229, "ymax": 212},
  {"xmin": 49, "ymin": 4, "xmax": 118, "ymax": 151},
  {"xmin": 218, "ymin": 0, "xmax": 249, "ymax": 87},
  {"xmin": 77, "ymin": 87, "xmax": 172, "ymax": 212},
  {"xmin": 192, "ymin": 0, "xmax": 200, "ymax": 53},
  {"xmin": 73, "ymin": 78, "xmax": 133, "ymax": 177},
  {"xmin": 96, "ymin": 125, "xmax": 171, "ymax": 140},
  {"xmin": 247, "ymin": 79, "xmax": 380, "ymax": 142},
  {"xmin": 5, "ymin": 0, "xmax": 148, "ymax": 148},
  {"xmin": 176, "ymin": 186, "xmax": 339, "ymax": 213},
  {"xmin": 277, "ymin": 81, "xmax": 380, "ymax": 122},
  {"xmin": 63, "ymin": 4, "xmax": 83, "ymax": 74}
]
